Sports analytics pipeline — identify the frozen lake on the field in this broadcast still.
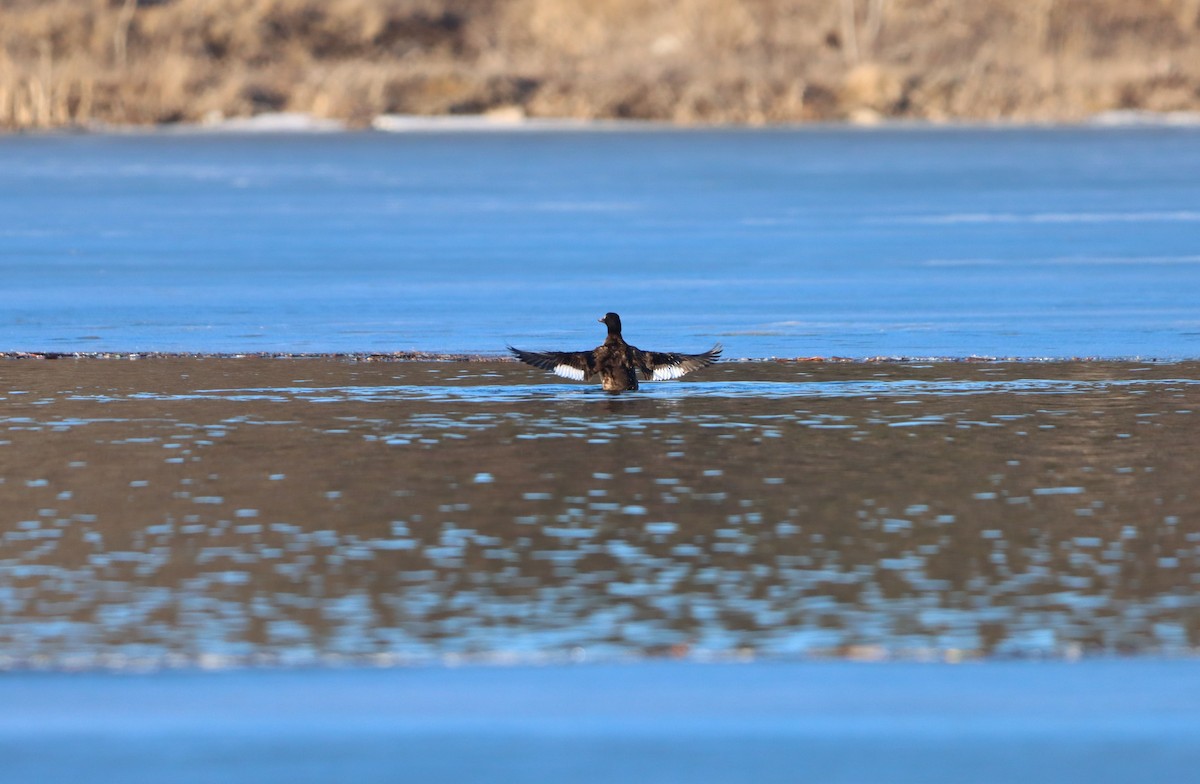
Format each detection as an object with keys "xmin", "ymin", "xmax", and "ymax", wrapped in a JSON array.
[{"xmin": 3, "ymin": 127, "xmax": 1200, "ymax": 358}]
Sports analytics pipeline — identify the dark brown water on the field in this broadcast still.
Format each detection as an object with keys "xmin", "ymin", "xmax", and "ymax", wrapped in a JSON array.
[{"xmin": 2, "ymin": 358, "xmax": 1199, "ymax": 668}]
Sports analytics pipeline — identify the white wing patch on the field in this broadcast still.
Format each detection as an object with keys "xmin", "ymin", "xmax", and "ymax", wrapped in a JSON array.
[
  {"xmin": 553, "ymin": 364, "xmax": 586, "ymax": 381},
  {"xmin": 651, "ymin": 364, "xmax": 688, "ymax": 381}
]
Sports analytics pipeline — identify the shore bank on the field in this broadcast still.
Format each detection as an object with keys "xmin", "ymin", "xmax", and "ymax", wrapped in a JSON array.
[{"xmin": 4, "ymin": 0, "xmax": 1200, "ymax": 131}]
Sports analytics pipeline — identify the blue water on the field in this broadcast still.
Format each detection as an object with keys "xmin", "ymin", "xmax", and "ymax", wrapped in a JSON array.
[
  {"xmin": 6, "ymin": 662, "xmax": 1200, "ymax": 784},
  {"xmin": 2, "ymin": 126, "xmax": 1200, "ymax": 358}
]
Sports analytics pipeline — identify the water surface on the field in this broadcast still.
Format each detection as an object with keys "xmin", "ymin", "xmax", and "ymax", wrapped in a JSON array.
[
  {"xmin": 3, "ymin": 358, "xmax": 1198, "ymax": 667},
  {"xmin": 5, "ymin": 661, "xmax": 1200, "ymax": 784},
  {"xmin": 3, "ymin": 128, "xmax": 1200, "ymax": 357}
]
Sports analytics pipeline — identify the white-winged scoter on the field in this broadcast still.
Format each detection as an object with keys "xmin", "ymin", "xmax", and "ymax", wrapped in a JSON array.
[{"xmin": 508, "ymin": 312, "xmax": 722, "ymax": 392}]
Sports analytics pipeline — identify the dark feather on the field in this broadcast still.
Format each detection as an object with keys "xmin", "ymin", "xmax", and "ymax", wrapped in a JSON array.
[
  {"xmin": 636, "ymin": 343, "xmax": 723, "ymax": 380},
  {"xmin": 507, "ymin": 346, "xmax": 595, "ymax": 381}
]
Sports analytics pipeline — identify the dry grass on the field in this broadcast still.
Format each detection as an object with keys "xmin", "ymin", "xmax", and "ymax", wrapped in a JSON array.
[{"xmin": 1, "ymin": 0, "xmax": 1199, "ymax": 129}]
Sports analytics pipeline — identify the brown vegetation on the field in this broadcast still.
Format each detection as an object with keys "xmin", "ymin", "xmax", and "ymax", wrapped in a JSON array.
[{"xmin": 2, "ymin": 0, "xmax": 1200, "ymax": 129}]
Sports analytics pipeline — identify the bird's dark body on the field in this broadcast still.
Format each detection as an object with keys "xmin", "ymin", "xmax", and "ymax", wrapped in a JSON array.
[
  {"xmin": 508, "ymin": 312, "xmax": 721, "ymax": 393},
  {"xmin": 594, "ymin": 338, "xmax": 641, "ymax": 392}
]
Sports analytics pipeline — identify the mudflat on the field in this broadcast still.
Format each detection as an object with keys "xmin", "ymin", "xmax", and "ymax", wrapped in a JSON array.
[{"xmin": 2, "ymin": 357, "xmax": 1198, "ymax": 667}]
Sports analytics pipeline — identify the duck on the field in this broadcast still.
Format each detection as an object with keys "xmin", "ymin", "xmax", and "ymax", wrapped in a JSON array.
[{"xmin": 508, "ymin": 312, "xmax": 722, "ymax": 392}]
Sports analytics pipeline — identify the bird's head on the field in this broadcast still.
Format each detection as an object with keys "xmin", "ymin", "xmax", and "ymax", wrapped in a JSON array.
[{"xmin": 599, "ymin": 312, "xmax": 622, "ymax": 335}]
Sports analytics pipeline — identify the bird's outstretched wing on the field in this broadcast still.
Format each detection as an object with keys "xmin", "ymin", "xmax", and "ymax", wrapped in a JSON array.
[
  {"xmin": 508, "ymin": 346, "xmax": 595, "ymax": 381},
  {"xmin": 634, "ymin": 343, "xmax": 722, "ymax": 380}
]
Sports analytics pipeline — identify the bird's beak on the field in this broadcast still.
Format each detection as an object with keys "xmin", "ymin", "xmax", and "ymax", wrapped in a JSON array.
[{"xmin": 598, "ymin": 316, "xmax": 604, "ymax": 323}]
